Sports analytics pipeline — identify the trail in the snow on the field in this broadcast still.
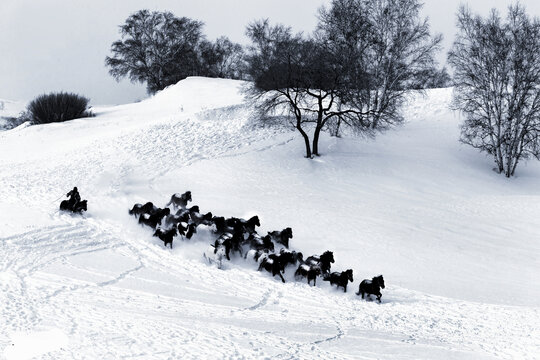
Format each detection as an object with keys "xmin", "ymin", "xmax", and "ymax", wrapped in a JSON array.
[{"xmin": 2, "ymin": 199, "xmax": 538, "ymax": 359}]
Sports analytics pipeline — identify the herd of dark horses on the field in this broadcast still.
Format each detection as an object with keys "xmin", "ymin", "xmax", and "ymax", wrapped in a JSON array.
[{"xmin": 129, "ymin": 191, "xmax": 386, "ymax": 302}]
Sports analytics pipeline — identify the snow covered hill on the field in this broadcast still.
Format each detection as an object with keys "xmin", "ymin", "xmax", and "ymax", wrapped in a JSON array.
[
  {"xmin": 0, "ymin": 77, "xmax": 538, "ymax": 359},
  {"xmin": 0, "ymin": 99, "xmax": 25, "ymax": 130}
]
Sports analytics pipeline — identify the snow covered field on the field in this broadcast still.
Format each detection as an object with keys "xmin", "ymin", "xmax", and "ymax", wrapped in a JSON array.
[{"xmin": 0, "ymin": 78, "xmax": 538, "ymax": 359}]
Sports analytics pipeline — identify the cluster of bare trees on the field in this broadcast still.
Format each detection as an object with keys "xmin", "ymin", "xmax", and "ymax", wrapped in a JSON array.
[
  {"xmin": 449, "ymin": 5, "xmax": 540, "ymax": 177},
  {"xmin": 105, "ymin": 10, "xmax": 245, "ymax": 94},
  {"xmin": 105, "ymin": 2, "xmax": 540, "ymax": 176},
  {"xmin": 245, "ymin": 0, "xmax": 442, "ymax": 158}
]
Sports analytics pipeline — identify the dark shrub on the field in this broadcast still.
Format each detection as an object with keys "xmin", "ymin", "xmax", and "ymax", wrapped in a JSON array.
[{"xmin": 26, "ymin": 92, "xmax": 93, "ymax": 124}]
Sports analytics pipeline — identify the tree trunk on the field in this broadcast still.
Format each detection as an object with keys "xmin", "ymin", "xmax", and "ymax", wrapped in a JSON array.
[
  {"xmin": 312, "ymin": 124, "xmax": 323, "ymax": 157},
  {"xmin": 296, "ymin": 121, "xmax": 312, "ymax": 158},
  {"xmin": 495, "ymin": 118, "xmax": 504, "ymax": 174},
  {"xmin": 333, "ymin": 117, "xmax": 342, "ymax": 137},
  {"xmin": 312, "ymin": 98, "xmax": 324, "ymax": 156},
  {"xmin": 510, "ymin": 156, "xmax": 519, "ymax": 177},
  {"xmin": 494, "ymin": 144, "xmax": 504, "ymax": 174}
]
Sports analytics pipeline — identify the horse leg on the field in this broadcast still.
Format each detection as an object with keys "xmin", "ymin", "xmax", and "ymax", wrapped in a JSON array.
[{"xmin": 277, "ymin": 272, "xmax": 285, "ymax": 283}]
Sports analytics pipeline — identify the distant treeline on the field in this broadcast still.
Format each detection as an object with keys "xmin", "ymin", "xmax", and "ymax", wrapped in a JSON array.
[{"xmin": 104, "ymin": 4, "xmax": 450, "ymax": 96}]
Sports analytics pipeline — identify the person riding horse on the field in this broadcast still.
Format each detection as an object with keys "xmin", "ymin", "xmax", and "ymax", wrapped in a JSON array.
[{"xmin": 66, "ymin": 187, "xmax": 81, "ymax": 211}]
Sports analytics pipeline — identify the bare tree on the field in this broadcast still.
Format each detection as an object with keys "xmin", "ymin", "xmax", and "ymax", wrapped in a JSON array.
[
  {"xmin": 246, "ymin": 1, "xmax": 441, "ymax": 158},
  {"xmin": 105, "ymin": 10, "xmax": 204, "ymax": 94},
  {"xmin": 318, "ymin": 0, "xmax": 442, "ymax": 131},
  {"xmin": 449, "ymin": 5, "xmax": 540, "ymax": 177},
  {"xmin": 245, "ymin": 20, "xmax": 316, "ymax": 157},
  {"xmin": 198, "ymin": 36, "xmax": 246, "ymax": 79},
  {"xmin": 245, "ymin": 20, "xmax": 373, "ymax": 157}
]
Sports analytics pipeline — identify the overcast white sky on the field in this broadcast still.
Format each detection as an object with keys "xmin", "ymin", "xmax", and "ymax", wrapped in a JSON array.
[{"xmin": 1, "ymin": 0, "xmax": 540, "ymax": 105}]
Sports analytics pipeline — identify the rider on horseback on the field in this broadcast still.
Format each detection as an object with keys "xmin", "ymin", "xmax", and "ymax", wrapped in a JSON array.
[{"xmin": 66, "ymin": 187, "xmax": 81, "ymax": 211}]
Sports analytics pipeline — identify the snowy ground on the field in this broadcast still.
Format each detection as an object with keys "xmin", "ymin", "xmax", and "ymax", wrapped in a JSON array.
[{"xmin": 0, "ymin": 78, "xmax": 538, "ymax": 359}]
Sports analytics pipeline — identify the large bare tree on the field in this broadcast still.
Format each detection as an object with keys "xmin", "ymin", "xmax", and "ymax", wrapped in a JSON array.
[
  {"xmin": 246, "ymin": 0, "xmax": 442, "ymax": 158},
  {"xmin": 105, "ymin": 10, "xmax": 204, "ymax": 94},
  {"xmin": 449, "ymin": 5, "xmax": 540, "ymax": 177},
  {"xmin": 318, "ymin": 0, "xmax": 442, "ymax": 131}
]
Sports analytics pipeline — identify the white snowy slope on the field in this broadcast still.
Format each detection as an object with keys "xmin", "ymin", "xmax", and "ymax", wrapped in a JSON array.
[{"xmin": 0, "ymin": 77, "xmax": 538, "ymax": 360}]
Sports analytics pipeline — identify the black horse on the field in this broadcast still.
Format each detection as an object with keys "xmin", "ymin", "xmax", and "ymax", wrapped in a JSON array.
[
  {"xmin": 278, "ymin": 249, "xmax": 303, "ymax": 268},
  {"xmin": 258, "ymin": 254, "xmax": 285, "ymax": 283},
  {"xmin": 153, "ymin": 227, "xmax": 178, "ymax": 249},
  {"xmin": 129, "ymin": 202, "xmax": 157, "ymax": 217},
  {"xmin": 138, "ymin": 208, "xmax": 170, "ymax": 229},
  {"xmin": 229, "ymin": 223, "xmax": 245, "ymax": 256},
  {"xmin": 60, "ymin": 199, "xmax": 87, "ymax": 214},
  {"xmin": 221, "ymin": 215, "xmax": 260, "ymax": 236},
  {"xmin": 247, "ymin": 233, "xmax": 274, "ymax": 253},
  {"xmin": 294, "ymin": 264, "xmax": 321, "ymax": 286},
  {"xmin": 240, "ymin": 215, "xmax": 261, "ymax": 234},
  {"xmin": 323, "ymin": 269, "xmax": 354, "ymax": 292},
  {"xmin": 305, "ymin": 251, "xmax": 335, "ymax": 275},
  {"xmin": 211, "ymin": 216, "xmax": 228, "ymax": 234},
  {"xmin": 268, "ymin": 227, "xmax": 293, "ymax": 248},
  {"xmin": 356, "ymin": 275, "xmax": 385, "ymax": 303},
  {"xmin": 191, "ymin": 210, "xmax": 213, "ymax": 227}
]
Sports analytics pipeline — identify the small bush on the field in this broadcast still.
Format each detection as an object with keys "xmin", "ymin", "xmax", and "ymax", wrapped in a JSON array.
[{"xmin": 26, "ymin": 92, "xmax": 93, "ymax": 124}]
